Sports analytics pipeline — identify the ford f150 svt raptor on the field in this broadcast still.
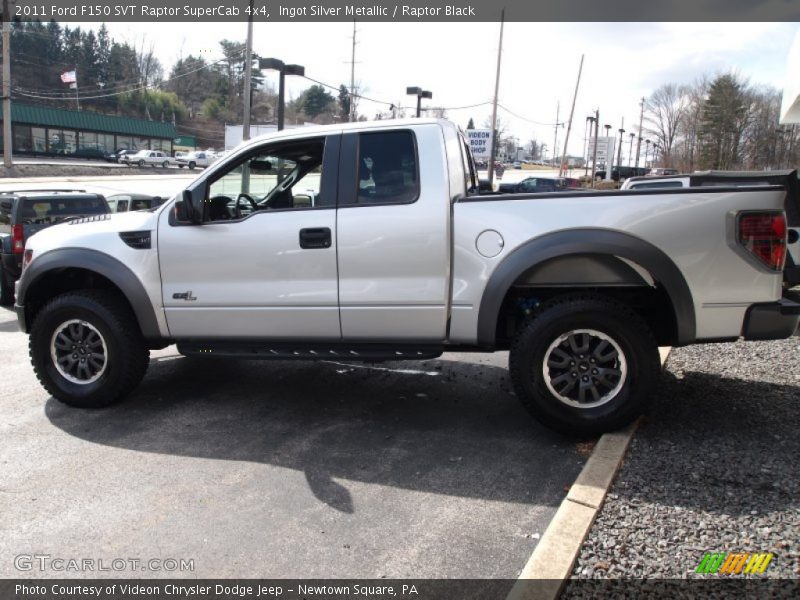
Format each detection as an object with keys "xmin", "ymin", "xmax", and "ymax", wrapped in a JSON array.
[{"xmin": 13, "ymin": 119, "xmax": 800, "ymax": 434}]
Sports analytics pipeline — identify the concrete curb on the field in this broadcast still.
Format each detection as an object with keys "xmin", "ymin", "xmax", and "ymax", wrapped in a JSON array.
[{"xmin": 506, "ymin": 347, "xmax": 671, "ymax": 600}]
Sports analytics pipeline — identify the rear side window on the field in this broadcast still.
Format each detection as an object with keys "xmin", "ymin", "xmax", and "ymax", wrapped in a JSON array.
[
  {"xmin": 354, "ymin": 130, "xmax": 419, "ymax": 205},
  {"xmin": 20, "ymin": 197, "xmax": 107, "ymax": 222}
]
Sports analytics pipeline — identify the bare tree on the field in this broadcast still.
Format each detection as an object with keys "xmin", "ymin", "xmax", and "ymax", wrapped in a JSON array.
[
  {"xmin": 674, "ymin": 76, "xmax": 709, "ymax": 172},
  {"xmin": 644, "ymin": 83, "xmax": 687, "ymax": 166}
]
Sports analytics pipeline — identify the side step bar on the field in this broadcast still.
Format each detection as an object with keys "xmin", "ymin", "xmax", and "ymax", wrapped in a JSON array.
[{"xmin": 177, "ymin": 341, "xmax": 444, "ymax": 361}]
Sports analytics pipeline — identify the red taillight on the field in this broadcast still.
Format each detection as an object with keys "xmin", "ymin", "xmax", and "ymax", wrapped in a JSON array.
[
  {"xmin": 11, "ymin": 224, "xmax": 24, "ymax": 254},
  {"xmin": 738, "ymin": 212, "xmax": 787, "ymax": 271}
]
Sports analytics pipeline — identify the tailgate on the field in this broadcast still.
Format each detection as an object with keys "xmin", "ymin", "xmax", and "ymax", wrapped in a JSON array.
[{"xmin": 782, "ymin": 172, "xmax": 800, "ymax": 285}]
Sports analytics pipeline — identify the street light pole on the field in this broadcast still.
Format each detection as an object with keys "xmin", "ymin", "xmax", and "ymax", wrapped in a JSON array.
[
  {"xmin": 583, "ymin": 116, "xmax": 592, "ymax": 177},
  {"xmin": 590, "ymin": 109, "xmax": 599, "ymax": 187},
  {"xmin": 406, "ymin": 87, "xmax": 432, "ymax": 118},
  {"xmin": 628, "ymin": 132, "xmax": 635, "ymax": 167},
  {"xmin": 634, "ymin": 96, "xmax": 645, "ymax": 170},
  {"xmin": 616, "ymin": 120, "xmax": 625, "ymax": 177},
  {"xmin": 259, "ymin": 59, "xmax": 304, "ymax": 131},
  {"xmin": 242, "ymin": 0, "xmax": 254, "ymax": 142}
]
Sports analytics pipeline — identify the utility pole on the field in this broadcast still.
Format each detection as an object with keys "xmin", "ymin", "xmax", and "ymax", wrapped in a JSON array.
[
  {"xmin": 242, "ymin": 0, "xmax": 254, "ymax": 141},
  {"xmin": 487, "ymin": 8, "xmax": 504, "ymax": 190},
  {"xmin": 634, "ymin": 96, "xmax": 645, "ymax": 169},
  {"xmin": 2, "ymin": 0, "xmax": 12, "ymax": 167},
  {"xmin": 349, "ymin": 20, "xmax": 357, "ymax": 122},
  {"xmin": 615, "ymin": 118, "xmax": 625, "ymax": 177},
  {"xmin": 559, "ymin": 54, "xmax": 584, "ymax": 177}
]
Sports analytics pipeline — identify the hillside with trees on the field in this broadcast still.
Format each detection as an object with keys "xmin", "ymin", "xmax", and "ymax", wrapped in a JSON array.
[{"xmin": 6, "ymin": 20, "xmax": 352, "ymax": 148}]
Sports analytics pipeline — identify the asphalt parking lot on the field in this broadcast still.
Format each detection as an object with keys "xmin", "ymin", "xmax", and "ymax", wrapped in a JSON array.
[{"xmin": 0, "ymin": 305, "xmax": 586, "ymax": 579}]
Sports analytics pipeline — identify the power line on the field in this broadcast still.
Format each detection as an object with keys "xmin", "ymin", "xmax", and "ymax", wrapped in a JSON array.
[{"xmin": 11, "ymin": 52, "xmax": 243, "ymax": 101}]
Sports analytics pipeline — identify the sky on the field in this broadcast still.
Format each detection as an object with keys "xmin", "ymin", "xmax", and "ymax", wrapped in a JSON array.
[{"xmin": 81, "ymin": 21, "xmax": 800, "ymax": 158}]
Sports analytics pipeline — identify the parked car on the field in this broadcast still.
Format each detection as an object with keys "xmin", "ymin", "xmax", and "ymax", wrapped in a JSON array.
[
  {"xmin": 73, "ymin": 146, "xmax": 107, "ymax": 160},
  {"xmin": 12, "ymin": 119, "xmax": 800, "ymax": 435},
  {"xmin": 106, "ymin": 193, "xmax": 170, "ymax": 213},
  {"xmin": 498, "ymin": 176, "xmax": 582, "ymax": 193},
  {"xmin": 0, "ymin": 189, "xmax": 110, "ymax": 305},
  {"xmin": 175, "ymin": 151, "xmax": 215, "ymax": 170},
  {"xmin": 121, "ymin": 150, "xmax": 172, "ymax": 168},
  {"xmin": 111, "ymin": 149, "xmax": 135, "ymax": 163},
  {"xmin": 647, "ymin": 168, "xmax": 679, "ymax": 176}
]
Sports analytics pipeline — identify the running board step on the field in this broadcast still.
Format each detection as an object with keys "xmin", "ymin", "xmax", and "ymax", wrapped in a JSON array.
[{"xmin": 177, "ymin": 342, "xmax": 443, "ymax": 361}]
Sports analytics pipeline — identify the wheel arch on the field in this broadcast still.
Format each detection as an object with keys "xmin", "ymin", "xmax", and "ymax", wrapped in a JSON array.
[
  {"xmin": 17, "ymin": 248, "xmax": 162, "ymax": 341},
  {"xmin": 476, "ymin": 229, "xmax": 696, "ymax": 347}
]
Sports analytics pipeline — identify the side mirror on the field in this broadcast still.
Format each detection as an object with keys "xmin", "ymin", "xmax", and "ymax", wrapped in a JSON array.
[{"xmin": 180, "ymin": 189, "xmax": 204, "ymax": 224}]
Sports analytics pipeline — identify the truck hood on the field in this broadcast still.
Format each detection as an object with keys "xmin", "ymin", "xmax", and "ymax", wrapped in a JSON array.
[{"xmin": 24, "ymin": 210, "xmax": 160, "ymax": 256}]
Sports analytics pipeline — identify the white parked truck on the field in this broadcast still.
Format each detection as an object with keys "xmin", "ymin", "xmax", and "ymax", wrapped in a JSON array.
[{"xmin": 13, "ymin": 119, "xmax": 800, "ymax": 434}]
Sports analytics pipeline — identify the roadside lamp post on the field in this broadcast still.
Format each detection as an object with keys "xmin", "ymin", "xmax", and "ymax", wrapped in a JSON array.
[
  {"xmin": 585, "ymin": 116, "xmax": 596, "ymax": 177},
  {"xmin": 645, "ymin": 139, "xmax": 651, "ymax": 168},
  {"xmin": 635, "ymin": 136, "xmax": 642, "ymax": 168},
  {"xmin": 406, "ymin": 87, "xmax": 433, "ymax": 117},
  {"xmin": 616, "ymin": 126, "xmax": 625, "ymax": 176},
  {"xmin": 628, "ymin": 132, "xmax": 635, "ymax": 167},
  {"xmin": 603, "ymin": 125, "xmax": 612, "ymax": 180},
  {"xmin": 259, "ymin": 58, "xmax": 305, "ymax": 131}
]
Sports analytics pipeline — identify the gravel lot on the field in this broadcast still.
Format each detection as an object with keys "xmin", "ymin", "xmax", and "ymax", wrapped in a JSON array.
[{"xmin": 564, "ymin": 338, "xmax": 800, "ymax": 592}]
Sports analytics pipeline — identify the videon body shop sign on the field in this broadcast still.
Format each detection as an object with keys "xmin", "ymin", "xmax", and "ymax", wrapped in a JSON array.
[{"xmin": 467, "ymin": 129, "xmax": 493, "ymax": 160}]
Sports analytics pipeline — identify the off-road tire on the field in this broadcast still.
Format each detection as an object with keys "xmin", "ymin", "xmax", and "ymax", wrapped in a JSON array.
[
  {"xmin": 509, "ymin": 294, "xmax": 660, "ymax": 436},
  {"xmin": 29, "ymin": 290, "xmax": 150, "ymax": 408},
  {"xmin": 0, "ymin": 265, "xmax": 13, "ymax": 305}
]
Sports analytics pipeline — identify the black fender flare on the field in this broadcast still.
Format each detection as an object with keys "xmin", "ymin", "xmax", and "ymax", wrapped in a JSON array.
[
  {"xmin": 476, "ymin": 229, "xmax": 696, "ymax": 346},
  {"xmin": 17, "ymin": 247, "xmax": 162, "ymax": 340}
]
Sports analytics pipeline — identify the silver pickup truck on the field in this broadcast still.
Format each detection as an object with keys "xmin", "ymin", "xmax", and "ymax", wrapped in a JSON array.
[{"xmin": 13, "ymin": 119, "xmax": 800, "ymax": 434}]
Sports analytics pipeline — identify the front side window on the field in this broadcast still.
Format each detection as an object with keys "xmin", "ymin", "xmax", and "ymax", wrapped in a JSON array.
[
  {"xmin": 355, "ymin": 131, "xmax": 419, "ymax": 205},
  {"xmin": 205, "ymin": 138, "xmax": 326, "ymax": 221}
]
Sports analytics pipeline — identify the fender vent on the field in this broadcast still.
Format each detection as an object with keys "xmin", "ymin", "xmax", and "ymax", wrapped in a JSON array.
[{"xmin": 119, "ymin": 230, "xmax": 152, "ymax": 249}]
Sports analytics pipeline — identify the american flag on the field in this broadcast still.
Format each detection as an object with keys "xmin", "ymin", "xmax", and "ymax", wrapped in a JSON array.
[{"xmin": 60, "ymin": 70, "xmax": 77, "ymax": 84}]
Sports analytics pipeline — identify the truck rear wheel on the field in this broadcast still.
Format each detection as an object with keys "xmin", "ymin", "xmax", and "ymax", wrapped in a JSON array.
[
  {"xmin": 509, "ymin": 295, "xmax": 660, "ymax": 436},
  {"xmin": 29, "ymin": 290, "xmax": 149, "ymax": 408}
]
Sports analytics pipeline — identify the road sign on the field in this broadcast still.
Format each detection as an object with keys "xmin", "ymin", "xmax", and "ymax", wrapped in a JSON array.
[{"xmin": 466, "ymin": 129, "xmax": 493, "ymax": 159}]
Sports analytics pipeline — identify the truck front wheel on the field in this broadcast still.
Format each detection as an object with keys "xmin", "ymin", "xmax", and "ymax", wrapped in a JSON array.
[
  {"xmin": 509, "ymin": 295, "xmax": 660, "ymax": 436},
  {"xmin": 29, "ymin": 291, "xmax": 149, "ymax": 408}
]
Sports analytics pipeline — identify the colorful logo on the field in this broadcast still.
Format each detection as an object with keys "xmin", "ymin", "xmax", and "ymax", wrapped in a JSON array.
[{"xmin": 696, "ymin": 552, "xmax": 773, "ymax": 575}]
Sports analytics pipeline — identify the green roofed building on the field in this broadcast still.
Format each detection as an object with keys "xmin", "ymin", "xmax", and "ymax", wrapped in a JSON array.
[{"xmin": 0, "ymin": 102, "xmax": 179, "ymax": 158}]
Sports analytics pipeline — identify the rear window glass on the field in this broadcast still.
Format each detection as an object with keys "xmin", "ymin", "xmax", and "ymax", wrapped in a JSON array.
[{"xmin": 21, "ymin": 197, "xmax": 107, "ymax": 221}]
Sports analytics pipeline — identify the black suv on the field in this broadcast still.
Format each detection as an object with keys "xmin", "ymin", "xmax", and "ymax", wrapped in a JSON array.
[{"xmin": 0, "ymin": 190, "xmax": 110, "ymax": 305}]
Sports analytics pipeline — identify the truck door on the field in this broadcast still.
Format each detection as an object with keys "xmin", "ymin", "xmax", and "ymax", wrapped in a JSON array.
[
  {"xmin": 158, "ymin": 135, "xmax": 341, "ymax": 339},
  {"xmin": 335, "ymin": 125, "xmax": 451, "ymax": 340}
]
